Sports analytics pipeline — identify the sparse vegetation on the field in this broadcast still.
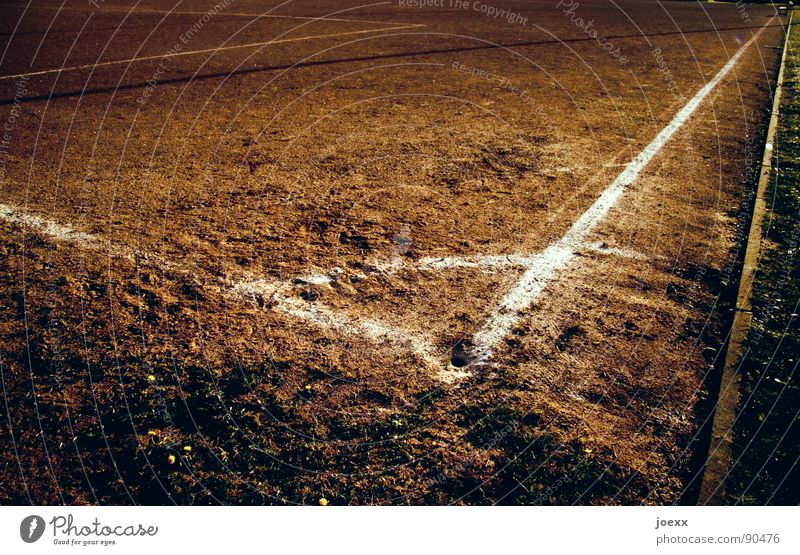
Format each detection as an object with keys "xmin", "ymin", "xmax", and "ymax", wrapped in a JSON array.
[{"xmin": 728, "ymin": 24, "xmax": 800, "ymax": 505}]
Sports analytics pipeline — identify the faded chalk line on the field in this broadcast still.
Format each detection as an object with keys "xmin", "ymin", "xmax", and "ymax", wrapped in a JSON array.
[
  {"xmin": 0, "ymin": 24, "xmax": 422, "ymax": 82},
  {"xmin": 0, "ymin": 202, "xmax": 455, "ymax": 381},
  {"xmin": 408, "ymin": 242, "xmax": 648, "ymax": 272},
  {"xmin": 0, "ymin": 203, "xmax": 99, "ymax": 249},
  {"xmin": 230, "ymin": 277, "xmax": 454, "ymax": 381},
  {"xmin": 0, "ymin": 202, "xmax": 184, "ymax": 272},
  {"xmin": 7, "ymin": 2, "xmax": 414, "ymax": 27}
]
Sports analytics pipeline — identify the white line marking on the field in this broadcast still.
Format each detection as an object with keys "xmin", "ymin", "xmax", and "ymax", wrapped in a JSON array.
[
  {"xmin": 416, "ymin": 253, "xmax": 534, "ymax": 271},
  {"xmin": 411, "ymin": 243, "xmax": 647, "ymax": 272},
  {"xmin": 231, "ymin": 278, "xmax": 449, "ymax": 378},
  {"xmin": 0, "ymin": 202, "xmax": 184, "ymax": 270},
  {"xmin": 0, "ymin": 24, "xmax": 421, "ymax": 82},
  {"xmin": 0, "ymin": 203, "xmax": 98, "ymax": 248},
  {"xmin": 0, "ymin": 202, "xmax": 450, "ymax": 380},
  {"xmin": 466, "ymin": 23, "xmax": 771, "ymax": 364},
  {"xmin": 294, "ymin": 268, "xmax": 344, "ymax": 286},
  {"xmin": 583, "ymin": 241, "xmax": 649, "ymax": 261}
]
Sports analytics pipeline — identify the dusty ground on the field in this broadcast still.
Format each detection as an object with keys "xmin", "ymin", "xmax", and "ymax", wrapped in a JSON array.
[{"xmin": 0, "ymin": 0, "xmax": 787, "ymax": 504}]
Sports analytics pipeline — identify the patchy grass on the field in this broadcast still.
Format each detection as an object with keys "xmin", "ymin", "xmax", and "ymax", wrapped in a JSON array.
[{"xmin": 728, "ymin": 21, "xmax": 800, "ymax": 505}]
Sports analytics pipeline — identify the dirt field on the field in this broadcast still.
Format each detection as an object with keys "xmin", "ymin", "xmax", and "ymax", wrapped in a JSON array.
[{"xmin": 0, "ymin": 0, "xmax": 788, "ymax": 504}]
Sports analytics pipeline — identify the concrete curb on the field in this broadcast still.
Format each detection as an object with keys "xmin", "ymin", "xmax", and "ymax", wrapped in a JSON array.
[{"xmin": 697, "ymin": 8, "xmax": 795, "ymax": 505}]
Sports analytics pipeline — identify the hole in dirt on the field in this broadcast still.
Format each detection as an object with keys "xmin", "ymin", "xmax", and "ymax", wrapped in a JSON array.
[{"xmin": 450, "ymin": 340, "xmax": 475, "ymax": 368}]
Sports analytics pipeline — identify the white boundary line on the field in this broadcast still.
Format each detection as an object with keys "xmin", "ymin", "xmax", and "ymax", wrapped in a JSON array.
[
  {"xmin": 0, "ymin": 202, "xmax": 452, "ymax": 380},
  {"xmin": 466, "ymin": 20, "xmax": 774, "ymax": 364},
  {"xmin": 0, "ymin": 24, "xmax": 422, "ymax": 82},
  {"xmin": 413, "ymin": 242, "xmax": 648, "ymax": 272},
  {"xmin": 0, "ymin": 203, "xmax": 98, "ymax": 249},
  {"xmin": 230, "ymin": 279, "xmax": 454, "ymax": 380}
]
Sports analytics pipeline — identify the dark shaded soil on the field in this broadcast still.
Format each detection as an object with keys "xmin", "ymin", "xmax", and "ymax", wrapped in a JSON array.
[{"xmin": 728, "ymin": 21, "xmax": 800, "ymax": 505}]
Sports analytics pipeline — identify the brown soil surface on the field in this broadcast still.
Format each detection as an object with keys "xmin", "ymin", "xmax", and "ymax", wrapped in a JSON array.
[{"xmin": 0, "ymin": 0, "xmax": 785, "ymax": 504}]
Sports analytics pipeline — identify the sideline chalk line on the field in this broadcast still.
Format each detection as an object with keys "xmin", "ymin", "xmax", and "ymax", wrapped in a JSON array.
[
  {"xmin": 5, "ymin": 2, "xmax": 415, "ymax": 27},
  {"xmin": 463, "ymin": 22, "xmax": 772, "ymax": 365},
  {"xmin": 0, "ymin": 24, "xmax": 422, "ymax": 82}
]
